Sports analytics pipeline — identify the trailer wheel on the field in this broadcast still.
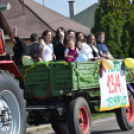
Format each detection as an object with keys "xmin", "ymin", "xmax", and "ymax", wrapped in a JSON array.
[
  {"xmin": 0, "ymin": 71, "xmax": 27, "ymax": 134},
  {"xmin": 115, "ymin": 90, "xmax": 134, "ymax": 130},
  {"xmin": 67, "ymin": 97, "xmax": 91, "ymax": 134},
  {"xmin": 50, "ymin": 113, "xmax": 69, "ymax": 134}
]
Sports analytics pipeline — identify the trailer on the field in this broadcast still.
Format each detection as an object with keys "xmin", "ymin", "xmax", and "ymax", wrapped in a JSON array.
[{"xmin": 0, "ymin": 59, "xmax": 134, "ymax": 134}]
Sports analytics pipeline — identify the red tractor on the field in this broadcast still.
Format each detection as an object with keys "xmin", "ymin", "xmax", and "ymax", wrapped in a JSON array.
[{"xmin": 0, "ymin": 29, "xmax": 27, "ymax": 134}]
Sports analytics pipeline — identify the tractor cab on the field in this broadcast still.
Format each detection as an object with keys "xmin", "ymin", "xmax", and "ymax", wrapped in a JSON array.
[
  {"xmin": 0, "ymin": 29, "xmax": 22, "ymax": 78},
  {"xmin": 0, "ymin": 29, "xmax": 6, "ymax": 55},
  {"xmin": 0, "ymin": 28, "xmax": 11, "ymax": 60}
]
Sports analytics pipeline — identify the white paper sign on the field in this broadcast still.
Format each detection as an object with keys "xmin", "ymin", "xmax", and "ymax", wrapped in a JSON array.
[{"xmin": 99, "ymin": 61, "xmax": 129, "ymax": 111}]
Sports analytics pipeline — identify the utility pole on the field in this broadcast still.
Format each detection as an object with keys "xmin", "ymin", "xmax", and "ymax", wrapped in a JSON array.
[
  {"xmin": 23, "ymin": 0, "xmax": 25, "ymax": 14},
  {"xmin": 43, "ymin": 0, "xmax": 45, "ymax": 6}
]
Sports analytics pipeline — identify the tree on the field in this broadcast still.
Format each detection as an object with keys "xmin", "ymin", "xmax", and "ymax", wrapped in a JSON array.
[
  {"xmin": 122, "ymin": 18, "xmax": 134, "ymax": 57},
  {"xmin": 92, "ymin": 0, "xmax": 132, "ymax": 34},
  {"xmin": 99, "ymin": 13, "xmax": 124, "ymax": 57},
  {"xmin": 92, "ymin": 0, "xmax": 134, "ymax": 58}
]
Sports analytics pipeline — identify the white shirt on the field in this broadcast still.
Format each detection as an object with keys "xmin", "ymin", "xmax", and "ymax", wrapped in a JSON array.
[
  {"xmin": 32, "ymin": 41, "xmax": 38, "ymax": 45},
  {"xmin": 39, "ymin": 43, "xmax": 54, "ymax": 61},
  {"xmin": 80, "ymin": 43, "xmax": 94, "ymax": 59}
]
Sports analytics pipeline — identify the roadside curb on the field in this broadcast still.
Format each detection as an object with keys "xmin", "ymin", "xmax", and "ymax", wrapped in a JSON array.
[
  {"xmin": 27, "ymin": 115, "xmax": 115, "ymax": 132},
  {"xmin": 26, "ymin": 124, "xmax": 51, "ymax": 133}
]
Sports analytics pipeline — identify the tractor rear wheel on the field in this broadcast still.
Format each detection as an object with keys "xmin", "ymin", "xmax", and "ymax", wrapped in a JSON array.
[
  {"xmin": 0, "ymin": 70, "xmax": 27, "ymax": 134},
  {"xmin": 67, "ymin": 97, "xmax": 91, "ymax": 134},
  {"xmin": 115, "ymin": 90, "xmax": 134, "ymax": 131}
]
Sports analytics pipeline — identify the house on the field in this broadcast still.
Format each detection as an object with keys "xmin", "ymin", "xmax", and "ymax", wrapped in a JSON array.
[
  {"xmin": 0, "ymin": 0, "xmax": 90, "ymax": 54},
  {"xmin": 71, "ymin": 2, "xmax": 99, "ymax": 29}
]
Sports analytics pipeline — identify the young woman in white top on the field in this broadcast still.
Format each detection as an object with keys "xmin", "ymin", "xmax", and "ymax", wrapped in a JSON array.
[
  {"xmin": 87, "ymin": 34, "xmax": 104, "ymax": 61},
  {"xmin": 77, "ymin": 33, "xmax": 104, "ymax": 61},
  {"xmin": 39, "ymin": 30, "xmax": 56, "ymax": 61}
]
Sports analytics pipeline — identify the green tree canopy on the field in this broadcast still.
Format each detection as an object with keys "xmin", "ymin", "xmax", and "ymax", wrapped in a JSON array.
[
  {"xmin": 92, "ymin": 0, "xmax": 132, "ymax": 34},
  {"xmin": 92, "ymin": 0, "xmax": 134, "ymax": 58},
  {"xmin": 98, "ymin": 13, "xmax": 123, "ymax": 57},
  {"xmin": 122, "ymin": 18, "xmax": 134, "ymax": 57}
]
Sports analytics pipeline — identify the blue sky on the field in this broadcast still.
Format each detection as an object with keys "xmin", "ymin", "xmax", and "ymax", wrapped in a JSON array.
[{"xmin": 34, "ymin": 0, "xmax": 98, "ymax": 17}]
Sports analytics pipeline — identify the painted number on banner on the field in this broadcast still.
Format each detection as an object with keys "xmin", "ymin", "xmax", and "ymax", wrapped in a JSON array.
[{"xmin": 107, "ymin": 73, "xmax": 121, "ymax": 94}]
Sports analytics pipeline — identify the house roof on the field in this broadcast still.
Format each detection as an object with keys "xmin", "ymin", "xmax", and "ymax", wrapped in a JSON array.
[
  {"xmin": 0, "ymin": 0, "xmax": 90, "ymax": 39},
  {"xmin": 71, "ymin": 3, "xmax": 99, "ymax": 28}
]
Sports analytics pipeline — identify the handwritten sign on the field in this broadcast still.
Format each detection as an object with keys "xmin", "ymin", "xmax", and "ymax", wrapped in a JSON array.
[{"xmin": 99, "ymin": 61, "xmax": 129, "ymax": 111}]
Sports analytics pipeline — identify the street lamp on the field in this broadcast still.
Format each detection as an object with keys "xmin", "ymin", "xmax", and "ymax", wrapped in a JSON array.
[{"xmin": 0, "ymin": 3, "xmax": 11, "ymax": 11}]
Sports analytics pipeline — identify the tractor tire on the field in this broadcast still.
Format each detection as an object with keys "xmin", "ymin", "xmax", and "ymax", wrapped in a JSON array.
[
  {"xmin": 115, "ymin": 90, "xmax": 134, "ymax": 131},
  {"xmin": 0, "ymin": 70, "xmax": 27, "ymax": 134},
  {"xmin": 50, "ymin": 112, "xmax": 69, "ymax": 134},
  {"xmin": 67, "ymin": 97, "xmax": 91, "ymax": 134}
]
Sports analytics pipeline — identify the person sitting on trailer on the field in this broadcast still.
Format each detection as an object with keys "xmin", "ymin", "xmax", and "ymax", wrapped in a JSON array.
[
  {"xmin": 64, "ymin": 38, "xmax": 79, "ymax": 63},
  {"xmin": 76, "ymin": 32, "xmax": 84, "ymax": 43},
  {"xmin": 87, "ymin": 33, "xmax": 104, "ymax": 61},
  {"xmin": 96, "ymin": 32, "xmax": 113, "ymax": 59},
  {"xmin": 76, "ymin": 32, "xmax": 87, "ymax": 50}
]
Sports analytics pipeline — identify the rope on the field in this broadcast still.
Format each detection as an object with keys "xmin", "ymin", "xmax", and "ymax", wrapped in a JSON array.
[{"xmin": 74, "ymin": 66, "xmax": 99, "ymax": 83}]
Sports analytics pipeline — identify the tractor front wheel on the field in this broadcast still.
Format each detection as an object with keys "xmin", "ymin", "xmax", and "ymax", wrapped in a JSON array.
[{"xmin": 0, "ymin": 71, "xmax": 27, "ymax": 134}]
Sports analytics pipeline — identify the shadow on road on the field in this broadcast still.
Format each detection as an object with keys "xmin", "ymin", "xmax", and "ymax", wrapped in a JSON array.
[{"xmin": 92, "ymin": 129, "xmax": 122, "ymax": 134}]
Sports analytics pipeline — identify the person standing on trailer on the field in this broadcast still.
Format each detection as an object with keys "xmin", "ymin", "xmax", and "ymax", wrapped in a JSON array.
[
  {"xmin": 39, "ymin": 30, "xmax": 56, "ymax": 61},
  {"xmin": 53, "ymin": 27, "xmax": 67, "ymax": 61},
  {"xmin": 11, "ymin": 26, "xmax": 40, "ymax": 64},
  {"xmin": 10, "ymin": 26, "xmax": 30, "ymax": 65}
]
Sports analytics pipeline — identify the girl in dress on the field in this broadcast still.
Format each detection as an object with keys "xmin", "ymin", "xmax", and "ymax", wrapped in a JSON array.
[
  {"xmin": 64, "ymin": 38, "xmax": 79, "ymax": 63},
  {"xmin": 39, "ymin": 30, "xmax": 56, "ymax": 61}
]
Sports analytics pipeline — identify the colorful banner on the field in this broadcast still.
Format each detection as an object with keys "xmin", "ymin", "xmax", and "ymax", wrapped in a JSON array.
[{"xmin": 99, "ymin": 61, "xmax": 129, "ymax": 111}]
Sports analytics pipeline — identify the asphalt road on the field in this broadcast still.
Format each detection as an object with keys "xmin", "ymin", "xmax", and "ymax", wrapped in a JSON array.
[
  {"xmin": 27, "ymin": 116, "xmax": 134, "ymax": 134},
  {"xmin": 91, "ymin": 117, "xmax": 134, "ymax": 134}
]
